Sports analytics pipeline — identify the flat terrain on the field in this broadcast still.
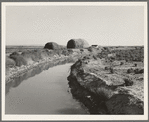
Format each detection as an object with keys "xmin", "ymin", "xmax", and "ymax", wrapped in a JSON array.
[{"xmin": 6, "ymin": 45, "xmax": 44, "ymax": 54}]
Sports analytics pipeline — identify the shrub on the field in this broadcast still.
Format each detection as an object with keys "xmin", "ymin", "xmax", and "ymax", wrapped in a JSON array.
[
  {"xmin": 120, "ymin": 62, "xmax": 124, "ymax": 65},
  {"xmin": 61, "ymin": 49, "xmax": 69, "ymax": 56},
  {"xmin": 105, "ymin": 67, "xmax": 109, "ymax": 70},
  {"xmin": 123, "ymin": 78, "xmax": 133, "ymax": 86},
  {"xmin": 88, "ymin": 47, "xmax": 93, "ymax": 52},
  {"xmin": 110, "ymin": 67, "xmax": 114, "ymax": 74},
  {"xmin": 67, "ymin": 49, "xmax": 73, "ymax": 54},
  {"xmin": 127, "ymin": 68, "xmax": 134, "ymax": 74},
  {"xmin": 10, "ymin": 52, "xmax": 27, "ymax": 66},
  {"xmin": 134, "ymin": 68, "xmax": 144, "ymax": 74},
  {"xmin": 93, "ymin": 55, "xmax": 97, "ymax": 60},
  {"xmin": 80, "ymin": 49, "xmax": 84, "ymax": 52},
  {"xmin": 134, "ymin": 63, "xmax": 137, "ymax": 67}
]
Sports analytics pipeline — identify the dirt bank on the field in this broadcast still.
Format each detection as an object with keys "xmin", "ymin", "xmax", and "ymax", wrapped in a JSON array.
[
  {"xmin": 67, "ymin": 54, "xmax": 144, "ymax": 114},
  {"xmin": 6, "ymin": 47, "xmax": 95, "ymax": 83},
  {"xmin": 6, "ymin": 56, "xmax": 72, "ymax": 83}
]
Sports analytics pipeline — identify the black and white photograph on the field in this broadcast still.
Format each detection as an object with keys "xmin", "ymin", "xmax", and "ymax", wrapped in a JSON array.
[{"xmin": 1, "ymin": 2, "xmax": 148, "ymax": 121}]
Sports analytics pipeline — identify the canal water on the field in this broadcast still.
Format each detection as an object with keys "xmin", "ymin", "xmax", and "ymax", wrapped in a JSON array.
[{"xmin": 5, "ymin": 62, "xmax": 88, "ymax": 114}]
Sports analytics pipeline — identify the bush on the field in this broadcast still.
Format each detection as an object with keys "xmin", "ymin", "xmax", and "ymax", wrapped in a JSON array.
[
  {"xmin": 88, "ymin": 47, "xmax": 93, "ymax": 52},
  {"xmin": 134, "ymin": 63, "xmax": 137, "ymax": 67},
  {"xmin": 123, "ymin": 78, "xmax": 133, "ymax": 86},
  {"xmin": 68, "ymin": 49, "xmax": 73, "ymax": 54},
  {"xmin": 110, "ymin": 67, "xmax": 114, "ymax": 74},
  {"xmin": 61, "ymin": 49, "xmax": 69, "ymax": 56},
  {"xmin": 93, "ymin": 55, "xmax": 97, "ymax": 60},
  {"xmin": 127, "ymin": 68, "xmax": 144, "ymax": 74},
  {"xmin": 10, "ymin": 52, "xmax": 27, "ymax": 66},
  {"xmin": 80, "ymin": 49, "xmax": 84, "ymax": 52},
  {"xmin": 134, "ymin": 68, "xmax": 144, "ymax": 74},
  {"xmin": 105, "ymin": 67, "xmax": 109, "ymax": 70},
  {"xmin": 127, "ymin": 68, "xmax": 134, "ymax": 74},
  {"xmin": 120, "ymin": 62, "xmax": 124, "ymax": 65}
]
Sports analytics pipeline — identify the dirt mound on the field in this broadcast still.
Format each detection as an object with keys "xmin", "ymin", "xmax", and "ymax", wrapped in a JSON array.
[
  {"xmin": 10, "ymin": 52, "xmax": 27, "ymax": 66},
  {"xmin": 67, "ymin": 39, "xmax": 89, "ymax": 49}
]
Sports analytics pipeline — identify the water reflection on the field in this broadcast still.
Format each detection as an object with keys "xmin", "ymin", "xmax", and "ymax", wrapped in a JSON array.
[
  {"xmin": 67, "ymin": 76, "xmax": 108, "ymax": 114},
  {"xmin": 6, "ymin": 61, "xmax": 88, "ymax": 114},
  {"xmin": 6, "ymin": 58, "xmax": 73, "ymax": 95}
]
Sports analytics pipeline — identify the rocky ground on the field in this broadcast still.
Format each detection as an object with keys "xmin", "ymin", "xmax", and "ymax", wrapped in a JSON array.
[
  {"xmin": 67, "ymin": 53, "xmax": 144, "ymax": 114},
  {"xmin": 6, "ymin": 46, "xmax": 144, "ymax": 114}
]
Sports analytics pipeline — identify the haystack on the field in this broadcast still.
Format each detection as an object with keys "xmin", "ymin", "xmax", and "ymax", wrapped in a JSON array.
[
  {"xmin": 67, "ymin": 39, "xmax": 89, "ymax": 49},
  {"xmin": 44, "ymin": 42, "xmax": 61, "ymax": 50}
]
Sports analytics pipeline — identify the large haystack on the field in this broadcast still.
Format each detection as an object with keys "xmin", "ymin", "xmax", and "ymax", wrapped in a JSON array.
[
  {"xmin": 67, "ymin": 39, "xmax": 89, "ymax": 49},
  {"xmin": 44, "ymin": 42, "xmax": 61, "ymax": 50}
]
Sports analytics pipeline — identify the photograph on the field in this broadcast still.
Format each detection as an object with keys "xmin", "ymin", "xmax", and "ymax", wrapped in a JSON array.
[{"xmin": 1, "ymin": 1, "xmax": 148, "ymax": 121}]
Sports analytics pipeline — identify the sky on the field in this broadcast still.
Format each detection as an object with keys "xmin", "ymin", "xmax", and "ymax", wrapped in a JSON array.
[{"xmin": 6, "ymin": 5, "xmax": 144, "ymax": 46}]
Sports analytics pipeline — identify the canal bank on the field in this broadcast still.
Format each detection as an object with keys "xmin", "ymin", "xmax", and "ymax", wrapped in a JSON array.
[
  {"xmin": 5, "ymin": 47, "xmax": 144, "ymax": 115},
  {"xmin": 67, "ymin": 55, "xmax": 144, "ymax": 114}
]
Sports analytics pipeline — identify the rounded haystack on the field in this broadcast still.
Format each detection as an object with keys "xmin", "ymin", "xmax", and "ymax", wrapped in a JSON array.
[
  {"xmin": 67, "ymin": 39, "xmax": 89, "ymax": 49},
  {"xmin": 44, "ymin": 42, "xmax": 60, "ymax": 50}
]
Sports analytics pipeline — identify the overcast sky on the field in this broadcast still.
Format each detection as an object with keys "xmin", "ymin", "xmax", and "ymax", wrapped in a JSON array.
[{"xmin": 6, "ymin": 5, "xmax": 144, "ymax": 46}]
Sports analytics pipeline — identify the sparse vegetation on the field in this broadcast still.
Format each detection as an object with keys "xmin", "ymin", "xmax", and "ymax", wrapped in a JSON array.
[
  {"xmin": 123, "ymin": 78, "xmax": 133, "ymax": 86},
  {"xmin": 67, "ymin": 45, "xmax": 144, "ymax": 114},
  {"xmin": 120, "ymin": 62, "xmax": 124, "ymax": 65},
  {"xmin": 6, "ymin": 44, "xmax": 144, "ymax": 115},
  {"xmin": 134, "ymin": 63, "xmax": 137, "ymax": 67},
  {"xmin": 87, "ymin": 47, "xmax": 93, "ymax": 52},
  {"xmin": 105, "ymin": 67, "xmax": 109, "ymax": 70},
  {"xmin": 127, "ymin": 68, "xmax": 134, "ymax": 74},
  {"xmin": 127, "ymin": 68, "xmax": 144, "ymax": 74}
]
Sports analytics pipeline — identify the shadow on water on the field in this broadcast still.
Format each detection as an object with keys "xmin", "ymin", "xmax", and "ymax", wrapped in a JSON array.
[
  {"xmin": 6, "ymin": 58, "xmax": 73, "ymax": 95},
  {"xmin": 67, "ymin": 76, "xmax": 109, "ymax": 114}
]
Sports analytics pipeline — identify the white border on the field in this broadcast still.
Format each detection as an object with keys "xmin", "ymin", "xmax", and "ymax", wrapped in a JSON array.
[{"xmin": 2, "ymin": 2, "xmax": 148, "ymax": 121}]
